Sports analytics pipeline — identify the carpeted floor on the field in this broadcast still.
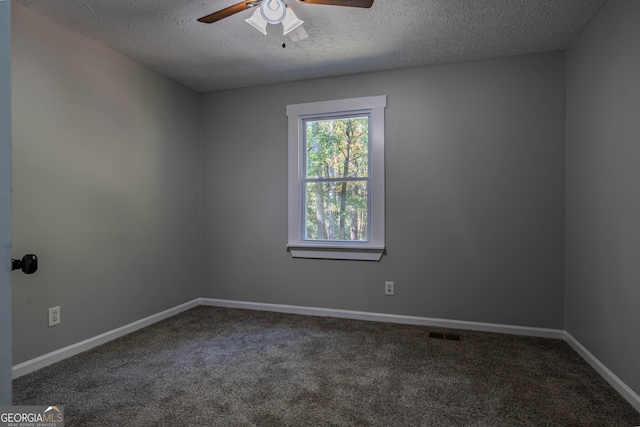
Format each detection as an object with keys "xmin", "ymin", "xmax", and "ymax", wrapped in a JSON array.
[{"xmin": 13, "ymin": 306, "xmax": 640, "ymax": 426}]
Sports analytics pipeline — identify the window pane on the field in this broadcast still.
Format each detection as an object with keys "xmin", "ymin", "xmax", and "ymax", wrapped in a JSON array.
[
  {"xmin": 305, "ymin": 180, "xmax": 368, "ymax": 241},
  {"xmin": 305, "ymin": 117, "xmax": 369, "ymax": 179}
]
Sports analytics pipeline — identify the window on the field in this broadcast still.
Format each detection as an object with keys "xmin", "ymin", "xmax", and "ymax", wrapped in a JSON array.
[{"xmin": 287, "ymin": 95, "xmax": 386, "ymax": 260}]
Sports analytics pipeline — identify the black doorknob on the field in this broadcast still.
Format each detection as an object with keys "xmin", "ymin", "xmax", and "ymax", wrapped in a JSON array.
[{"xmin": 12, "ymin": 254, "xmax": 38, "ymax": 274}]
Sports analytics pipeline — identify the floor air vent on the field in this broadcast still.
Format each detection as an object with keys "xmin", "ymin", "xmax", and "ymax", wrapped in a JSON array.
[{"xmin": 429, "ymin": 331, "xmax": 462, "ymax": 342}]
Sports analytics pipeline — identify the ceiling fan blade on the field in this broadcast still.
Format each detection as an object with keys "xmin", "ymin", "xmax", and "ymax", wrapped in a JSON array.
[
  {"xmin": 197, "ymin": 1, "xmax": 256, "ymax": 24},
  {"xmin": 295, "ymin": 0, "xmax": 373, "ymax": 8}
]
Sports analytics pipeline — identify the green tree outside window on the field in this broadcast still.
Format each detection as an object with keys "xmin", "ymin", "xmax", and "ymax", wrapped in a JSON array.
[{"xmin": 304, "ymin": 116, "xmax": 369, "ymax": 241}]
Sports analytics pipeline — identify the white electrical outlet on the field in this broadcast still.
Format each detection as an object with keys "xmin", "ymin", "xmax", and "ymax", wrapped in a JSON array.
[
  {"xmin": 385, "ymin": 281, "xmax": 394, "ymax": 296},
  {"xmin": 48, "ymin": 306, "xmax": 61, "ymax": 327}
]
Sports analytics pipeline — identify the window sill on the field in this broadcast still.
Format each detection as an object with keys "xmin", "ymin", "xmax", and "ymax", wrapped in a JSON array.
[{"xmin": 287, "ymin": 244, "xmax": 385, "ymax": 261}]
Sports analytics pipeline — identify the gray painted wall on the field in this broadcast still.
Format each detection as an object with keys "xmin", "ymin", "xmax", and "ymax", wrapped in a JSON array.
[
  {"xmin": 0, "ymin": 0, "xmax": 11, "ymax": 405},
  {"xmin": 200, "ymin": 52, "xmax": 566, "ymax": 329},
  {"xmin": 11, "ymin": 3, "xmax": 201, "ymax": 364},
  {"xmin": 565, "ymin": 0, "xmax": 640, "ymax": 396}
]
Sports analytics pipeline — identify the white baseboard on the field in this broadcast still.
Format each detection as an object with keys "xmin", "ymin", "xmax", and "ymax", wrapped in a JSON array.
[
  {"xmin": 13, "ymin": 297, "xmax": 640, "ymax": 414},
  {"xmin": 198, "ymin": 298, "xmax": 565, "ymax": 339},
  {"xmin": 12, "ymin": 299, "xmax": 200, "ymax": 379},
  {"xmin": 564, "ymin": 331, "xmax": 640, "ymax": 413}
]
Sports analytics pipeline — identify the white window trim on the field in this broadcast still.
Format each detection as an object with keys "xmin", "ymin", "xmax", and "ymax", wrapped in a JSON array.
[{"xmin": 286, "ymin": 95, "xmax": 386, "ymax": 261}]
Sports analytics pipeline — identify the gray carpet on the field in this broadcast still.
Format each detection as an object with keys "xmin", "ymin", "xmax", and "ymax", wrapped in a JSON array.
[{"xmin": 13, "ymin": 306, "xmax": 640, "ymax": 426}]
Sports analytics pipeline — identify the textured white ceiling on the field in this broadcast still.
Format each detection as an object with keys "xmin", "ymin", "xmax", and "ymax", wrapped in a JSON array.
[{"xmin": 15, "ymin": 0, "xmax": 607, "ymax": 92}]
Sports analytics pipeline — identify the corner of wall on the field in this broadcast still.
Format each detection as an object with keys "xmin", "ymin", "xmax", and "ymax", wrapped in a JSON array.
[{"xmin": 196, "ymin": 92, "xmax": 205, "ymax": 298}]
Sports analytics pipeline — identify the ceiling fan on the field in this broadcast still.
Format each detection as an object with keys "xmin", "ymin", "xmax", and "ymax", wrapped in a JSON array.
[{"xmin": 198, "ymin": 0, "xmax": 374, "ymax": 41}]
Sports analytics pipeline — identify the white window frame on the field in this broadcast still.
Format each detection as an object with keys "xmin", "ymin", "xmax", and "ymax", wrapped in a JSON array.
[{"xmin": 286, "ymin": 95, "xmax": 386, "ymax": 261}]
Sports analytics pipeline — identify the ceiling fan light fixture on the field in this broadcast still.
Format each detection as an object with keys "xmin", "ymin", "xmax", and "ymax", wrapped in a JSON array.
[
  {"xmin": 260, "ymin": 0, "xmax": 287, "ymax": 24},
  {"xmin": 282, "ymin": 6, "xmax": 304, "ymax": 35},
  {"xmin": 245, "ymin": 7, "xmax": 268, "ymax": 34},
  {"xmin": 288, "ymin": 23, "xmax": 309, "ymax": 41}
]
